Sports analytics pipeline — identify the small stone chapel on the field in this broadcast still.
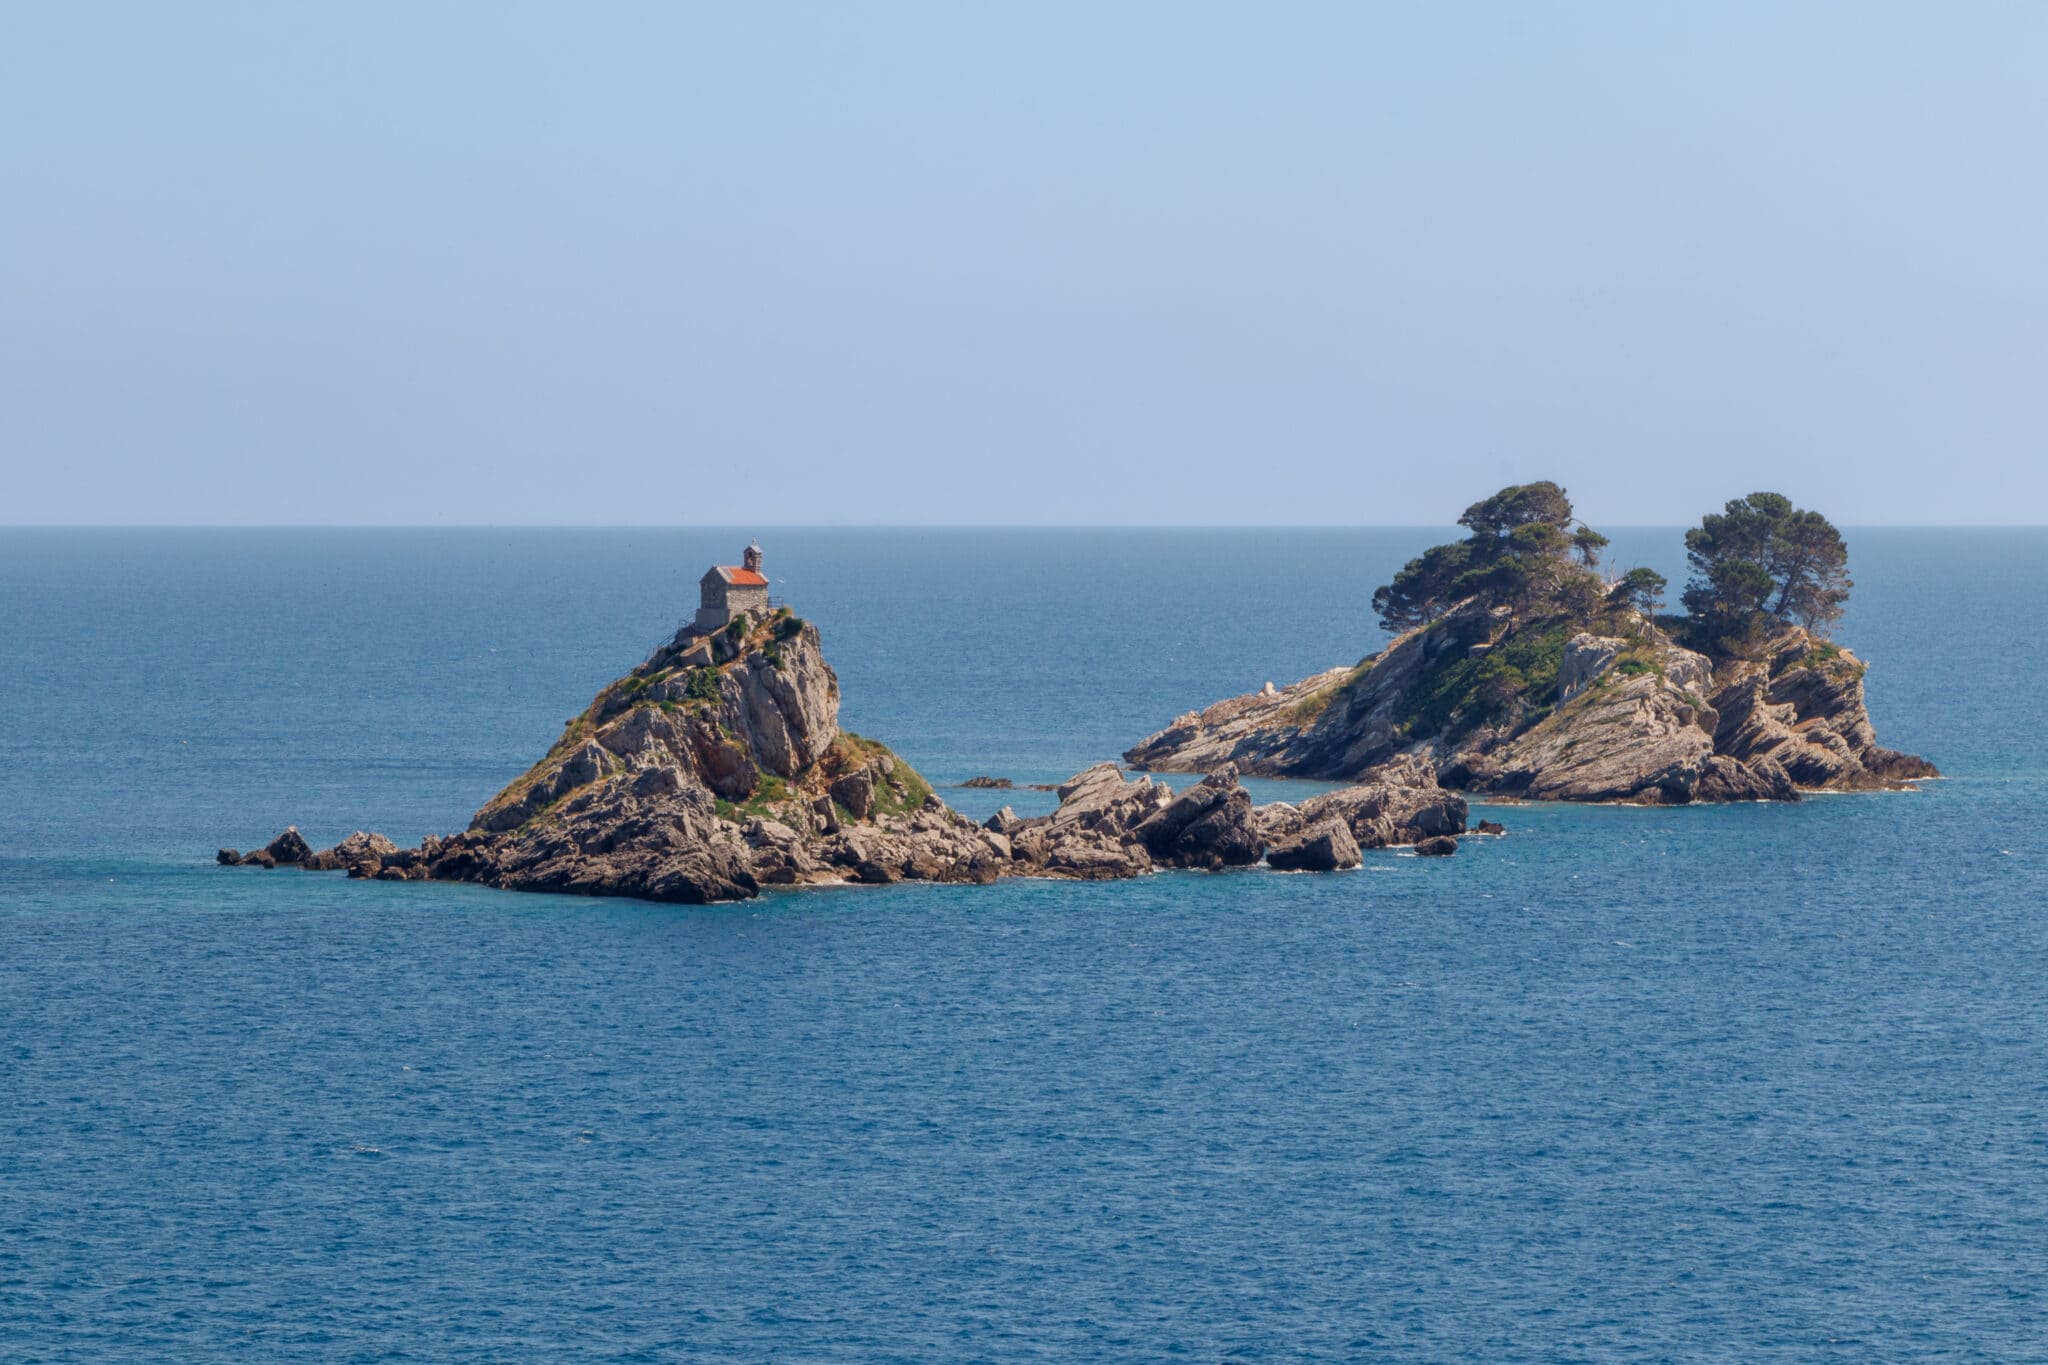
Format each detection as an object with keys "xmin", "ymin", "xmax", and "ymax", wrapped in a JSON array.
[{"xmin": 694, "ymin": 542, "xmax": 770, "ymax": 633}]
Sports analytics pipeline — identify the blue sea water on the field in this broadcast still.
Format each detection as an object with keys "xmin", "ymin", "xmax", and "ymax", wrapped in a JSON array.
[{"xmin": 2, "ymin": 527, "xmax": 2044, "ymax": 1361}]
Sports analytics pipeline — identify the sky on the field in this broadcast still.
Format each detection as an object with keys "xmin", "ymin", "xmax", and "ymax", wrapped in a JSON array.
[{"xmin": 3, "ymin": 3, "xmax": 2044, "ymax": 527}]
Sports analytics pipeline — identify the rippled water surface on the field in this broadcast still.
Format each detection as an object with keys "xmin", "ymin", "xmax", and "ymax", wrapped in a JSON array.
[{"xmin": 2, "ymin": 528, "xmax": 2044, "ymax": 1360}]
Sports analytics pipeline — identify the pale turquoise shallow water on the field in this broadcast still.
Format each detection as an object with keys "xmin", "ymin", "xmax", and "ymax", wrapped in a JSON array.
[{"xmin": 2, "ymin": 528, "xmax": 2044, "ymax": 1360}]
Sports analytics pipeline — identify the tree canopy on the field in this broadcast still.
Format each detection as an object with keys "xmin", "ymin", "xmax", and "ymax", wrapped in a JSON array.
[
  {"xmin": 1607, "ymin": 566, "xmax": 1667, "ymax": 617},
  {"xmin": 1369, "ymin": 540, "xmax": 1473, "ymax": 633},
  {"xmin": 1457, "ymin": 481, "xmax": 1575, "ymax": 546},
  {"xmin": 1681, "ymin": 492, "xmax": 1850, "ymax": 634},
  {"xmin": 1371, "ymin": 481, "xmax": 1605, "ymax": 633}
]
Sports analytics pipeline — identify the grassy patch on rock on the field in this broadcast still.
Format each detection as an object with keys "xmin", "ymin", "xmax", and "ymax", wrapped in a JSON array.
[
  {"xmin": 1285, "ymin": 660, "xmax": 1374, "ymax": 725},
  {"xmin": 1398, "ymin": 618, "xmax": 1572, "ymax": 739},
  {"xmin": 714, "ymin": 773, "xmax": 792, "ymax": 822}
]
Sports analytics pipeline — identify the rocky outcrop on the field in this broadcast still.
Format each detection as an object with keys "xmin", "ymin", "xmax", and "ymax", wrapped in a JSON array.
[
  {"xmin": 303, "ymin": 830, "xmax": 400, "ymax": 874},
  {"xmin": 230, "ymin": 755, "xmax": 1432, "ymax": 903},
  {"xmin": 217, "ymin": 826, "xmax": 313, "ymax": 868},
  {"xmin": 225, "ymin": 610, "xmax": 1479, "ymax": 905},
  {"xmin": 1127, "ymin": 601, "xmax": 1935, "ymax": 806},
  {"xmin": 1457, "ymin": 665, "xmax": 1716, "ymax": 804},
  {"xmin": 1708, "ymin": 633, "xmax": 1940, "ymax": 791},
  {"xmin": 990, "ymin": 762, "xmax": 1252, "ymax": 881},
  {"xmin": 1265, "ymin": 820, "xmax": 1361, "ymax": 872},
  {"xmin": 1130, "ymin": 766, "xmax": 1263, "ymax": 869},
  {"xmin": 473, "ymin": 620, "xmax": 842, "ymax": 833},
  {"xmin": 1255, "ymin": 755, "xmax": 1471, "ymax": 850}
]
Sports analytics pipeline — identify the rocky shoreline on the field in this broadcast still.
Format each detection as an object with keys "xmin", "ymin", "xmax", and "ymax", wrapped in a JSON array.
[{"xmin": 221, "ymin": 609, "xmax": 1482, "ymax": 905}]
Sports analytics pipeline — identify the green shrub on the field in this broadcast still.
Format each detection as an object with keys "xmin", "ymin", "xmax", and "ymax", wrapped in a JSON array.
[{"xmin": 1397, "ymin": 619, "xmax": 1571, "ymax": 738}]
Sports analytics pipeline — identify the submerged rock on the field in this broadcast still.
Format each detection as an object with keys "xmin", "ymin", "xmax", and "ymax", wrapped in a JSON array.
[{"xmin": 226, "ymin": 827, "xmax": 311, "ymax": 868}]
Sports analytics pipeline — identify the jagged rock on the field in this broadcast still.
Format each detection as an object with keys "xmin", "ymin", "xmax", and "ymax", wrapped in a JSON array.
[
  {"xmin": 1009, "ymin": 826, "xmax": 1050, "ymax": 866},
  {"xmin": 812, "ymin": 795, "xmax": 841, "ymax": 835},
  {"xmin": 632, "ymin": 765, "xmax": 686, "ymax": 798},
  {"xmin": 961, "ymin": 776, "xmax": 1013, "ymax": 789},
  {"xmin": 216, "ymin": 848, "xmax": 242, "ymax": 865},
  {"xmin": 1175, "ymin": 796, "xmax": 1261, "ymax": 867},
  {"xmin": 1471, "ymin": 819, "xmax": 1507, "ymax": 836},
  {"xmin": 829, "ymin": 770, "xmax": 875, "ymax": 820},
  {"xmin": 1414, "ymin": 835, "xmax": 1459, "ymax": 856},
  {"xmin": 472, "ymin": 620, "xmax": 844, "ymax": 834},
  {"xmin": 1710, "ymin": 634, "xmax": 1939, "ymax": 791},
  {"xmin": 1042, "ymin": 765, "xmax": 1173, "ymax": 843},
  {"xmin": 1054, "ymin": 763, "xmax": 1135, "ymax": 810},
  {"xmin": 736, "ymin": 647, "xmax": 838, "ymax": 777},
  {"xmin": 1266, "ymin": 819, "xmax": 1361, "ymax": 872},
  {"xmin": 984, "ymin": 806, "xmax": 1021, "ymax": 835},
  {"xmin": 1558, "ymin": 633, "xmax": 1625, "ymax": 706},
  {"xmin": 258, "ymin": 827, "xmax": 311, "ymax": 866},
  {"xmin": 1692, "ymin": 754, "xmax": 1799, "ymax": 803},
  {"xmin": 743, "ymin": 817, "xmax": 803, "ymax": 853},
  {"xmin": 1481, "ymin": 672, "xmax": 1716, "ymax": 804},
  {"xmin": 1270, "ymin": 755, "xmax": 1469, "ymax": 850},
  {"xmin": 304, "ymin": 830, "xmax": 400, "ymax": 873},
  {"xmin": 1131, "ymin": 769, "xmax": 1262, "ymax": 867},
  {"xmin": 947, "ymin": 850, "xmax": 1005, "ymax": 884}
]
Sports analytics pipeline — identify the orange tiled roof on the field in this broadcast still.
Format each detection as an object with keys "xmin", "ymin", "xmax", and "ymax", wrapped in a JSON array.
[{"xmin": 716, "ymin": 566, "xmax": 769, "ymax": 587}]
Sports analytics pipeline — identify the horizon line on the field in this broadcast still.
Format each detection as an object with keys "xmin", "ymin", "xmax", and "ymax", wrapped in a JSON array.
[{"xmin": 5, "ymin": 521, "xmax": 2046, "ymax": 532}]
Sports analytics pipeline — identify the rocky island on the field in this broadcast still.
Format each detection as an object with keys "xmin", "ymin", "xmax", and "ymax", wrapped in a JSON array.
[
  {"xmin": 220, "ymin": 544, "xmax": 1471, "ymax": 905},
  {"xmin": 1128, "ymin": 486, "xmax": 1937, "ymax": 804},
  {"xmin": 223, "ymin": 498, "xmax": 1933, "ymax": 907}
]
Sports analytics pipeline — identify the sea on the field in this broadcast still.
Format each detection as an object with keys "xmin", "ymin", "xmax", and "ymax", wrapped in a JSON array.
[{"xmin": 2, "ymin": 527, "xmax": 2043, "ymax": 1361}]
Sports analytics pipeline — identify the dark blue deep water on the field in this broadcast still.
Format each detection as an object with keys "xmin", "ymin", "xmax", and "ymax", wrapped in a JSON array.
[{"xmin": 3, "ymin": 528, "xmax": 2044, "ymax": 1361}]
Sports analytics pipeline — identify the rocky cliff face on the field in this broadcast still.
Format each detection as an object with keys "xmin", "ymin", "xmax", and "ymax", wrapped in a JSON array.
[
  {"xmin": 222, "ymin": 609, "xmax": 1488, "ymax": 905},
  {"xmin": 471, "ymin": 614, "xmax": 841, "ymax": 834},
  {"xmin": 1125, "ymin": 601, "xmax": 1936, "ymax": 805}
]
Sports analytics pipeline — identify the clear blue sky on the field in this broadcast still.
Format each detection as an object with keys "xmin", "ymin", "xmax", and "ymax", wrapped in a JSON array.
[{"xmin": 4, "ymin": 3, "xmax": 2043, "ymax": 526}]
